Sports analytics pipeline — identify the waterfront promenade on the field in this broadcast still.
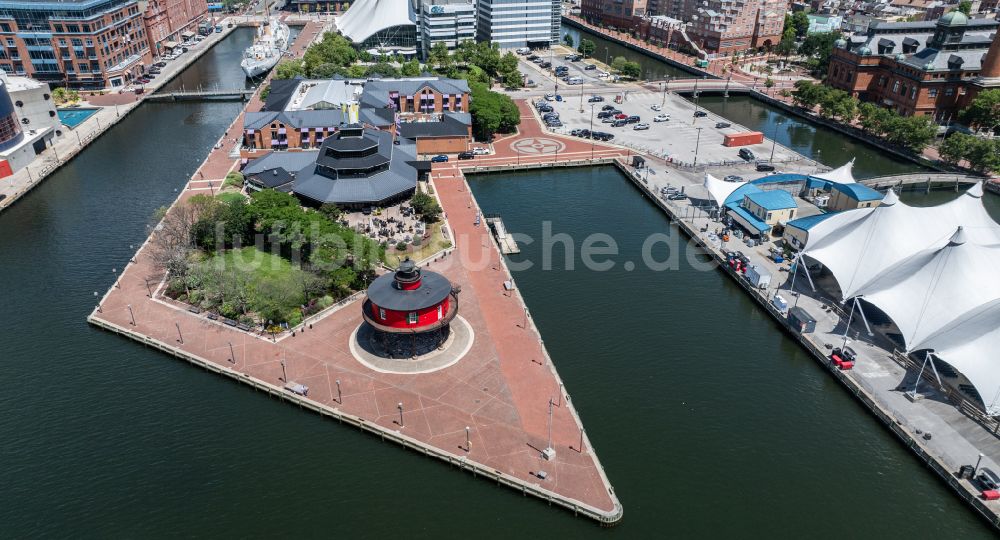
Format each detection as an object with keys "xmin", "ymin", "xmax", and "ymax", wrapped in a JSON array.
[{"xmin": 87, "ymin": 20, "xmax": 623, "ymax": 523}]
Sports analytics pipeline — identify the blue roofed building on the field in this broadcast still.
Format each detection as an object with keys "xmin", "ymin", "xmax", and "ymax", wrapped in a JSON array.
[
  {"xmin": 725, "ymin": 189, "xmax": 798, "ymax": 237},
  {"xmin": 827, "ymin": 182, "xmax": 883, "ymax": 212},
  {"xmin": 783, "ymin": 212, "xmax": 840, "ymax": 250}
]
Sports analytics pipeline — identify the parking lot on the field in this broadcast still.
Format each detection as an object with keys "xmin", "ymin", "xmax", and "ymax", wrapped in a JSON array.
[
  {"xmin": 517, "ymin": 47, "xmax": 614, "ymax": 92},
  {"xmin": 532, "ymin": 88, "xmax": 803, "ymax": 168}
]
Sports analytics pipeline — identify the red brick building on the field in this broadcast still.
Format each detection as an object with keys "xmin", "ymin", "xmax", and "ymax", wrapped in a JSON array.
[
  {"xmin": 142, "ymin": 0, "xmax": 209, "ymax": 57},
  {"xmin": 580, "ymin": 0, "xmax": 648, "ymax": 32},
  {"xmin": 0, "ymin": 0, "xmax": 153, "ymax": 89},
  {"xmin": 827, "ymin": 13, "xmax": 1000, "ymax": 122}
]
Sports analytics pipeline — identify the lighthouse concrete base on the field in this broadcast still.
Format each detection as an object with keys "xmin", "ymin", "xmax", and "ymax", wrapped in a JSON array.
[{"xmin": 349, "ymin": 315, "xmax": 475, "ymax": 374}]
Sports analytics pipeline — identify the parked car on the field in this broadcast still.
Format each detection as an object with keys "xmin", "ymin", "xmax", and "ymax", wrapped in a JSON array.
[
  {"xmin": 723, "ymin": 175, "xmax": 744, "ymax": 182},
  {"xmin": 584, "ymin": 64, "xmax": 596, "ymax": 70},
  {"xmin": 577, "ymin": 129, "xmax": 591, "ymax": 138},
  {"xmin": 458, "ymin": 151, "xmax": 475, "ymax": 160},
  {"xmin": 633, "ymin": 123, "xmax": 650, "ymax": 130},
  {"xmin": 978, "ymin": 468, "xmax": 1000, "ymax": 491},
  {"xmin": 472, "ymin": 147, "xmax": 489, "ymax": 155},
  {"xmin": 612, "ymin": 119, "xmax": 628, "ymax": 127},
  {"xmin": 569, "ymin": 55, "xmax": 582, "ymax": 62},
  {"xmin": 668, "ymin": 193, "xmax": 688, "ymax": 200},
  {"xmin": 525, "ymin": 79, "xmax": 537, "ymax": 88},
  {"xmin": 567, "ymin": 77, "xmax": 583, "ymax": 85},
  {"xmin": 614, "ymin": 113, "xmax": 628, "ymax": 120},
  {"xmin": 588, "ymin": 96, "xmax": 604, "ymax": 103},
  {"xmin": 546, "ymin": 120, "xmax": 563, "ymax": 127},
  {"xmin": 597, "ymin": 111, "xmax": 613, "ymax": 119},
  {"xmin": 527, "ymin": 54, "xmax": 538, "ymax": 60},
  {"xmin": 654, "ymin": 114, "xmax": 670, "ymax": 122},
  {"xmin": 650, "ymin": 104, "xmax": 662, "ymax": 111},
  {"xmin": 694, "ymin": 110, "xmax": 708, "ymax": 117},
  {"xmin": 544, "ymin": 93, "xmax": 555, "ymax": 101},
  {"xmin": 539, "ymin": 61, "xmax": 551, "ymax": 68},
  {"xmin": 430, "ymin": 155, "xmax": 449, "ymax": 163},
  {"xmin": 738, "ymin": 148, "xmax": 756, "ymax": 161},
  {"xmin": 626, "ymin": 115, "xmax": 641, "ymax": 124},
  {"xmin": 532, "ymin": 57, "xmax": 543, "ymax": 64},
  {"xmin": 756, "ymin": 162, "xmax": 776, "ymax": 172},
  {"xmin": 715, "ymin": 122, "xmax": 732, "ymax": 128},
  {"xmin": 537, "ymin": 105, "xmax": 553, "ymax": 113}
]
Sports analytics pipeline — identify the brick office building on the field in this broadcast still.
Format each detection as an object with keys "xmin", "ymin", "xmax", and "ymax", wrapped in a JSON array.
[
  {"xmin": 142, "ymin": 0, "xmax": 208, "ymax": 58},
  {"xmin": 827, "ymin": 13, "xmax": 1000, "ymax": 122},
  {"xmin": 0, "ymin": 0, "xmax": 153, "ymax": 89},
  {"xmin": 243, "ymin": 76, "xmax": 473, "ymax": 160}
]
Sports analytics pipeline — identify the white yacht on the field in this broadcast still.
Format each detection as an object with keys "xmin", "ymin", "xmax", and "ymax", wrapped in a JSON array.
[{"xmin": 240, "ymin": 18, "xmax": 290, "ymax": 78}]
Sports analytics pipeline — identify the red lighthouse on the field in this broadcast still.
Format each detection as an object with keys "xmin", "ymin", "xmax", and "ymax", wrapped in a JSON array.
[{"xmin": 362, "ymin": 258, "xmax": 458, "ymax": 341}]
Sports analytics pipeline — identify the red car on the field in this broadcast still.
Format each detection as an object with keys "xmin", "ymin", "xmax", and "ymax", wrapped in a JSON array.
[{"xmin": 614, "ymin": 113, "xmax": 628, "ymax": 120}]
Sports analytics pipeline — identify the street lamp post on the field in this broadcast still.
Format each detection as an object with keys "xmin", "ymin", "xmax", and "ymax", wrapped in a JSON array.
[
  {"xmin": 975, "ymin": 452, "xmax": 986, "ymax": 475},
  {"xmin": 175, "ymin": 322, "xmax": 183, "ymax": 344},
  {"xmin": 397, "ymin": 402, "xmax": 404, "ymax": 427},
  {"xmin": 336, "ymin": 379, "xmax": 342, "ymax": 404},
  {"xmin": 589, "ymin": 104, "xmax": 595, "ymax": 160},
  {"xmin": 693, "ymin": 127, "xmax": 703, "ymax": 166},
  {"xmin": 280, "ymin": 358, "xmax": 287, "ymax": 382},
  {"xmin": 543, "ymin": 398, "xmax": 555, "ymax": 460},
  {"xmin": 127, "ymin": 304, "xmax": 136, "ymax": 326},
  {"xmin": 228, "ymin": 341, "xmax": 236, "ymax": 364},
  {"xmin": 112, "ymin": 267, "xmax": 119, "ymax": 288},
  {"xmin": 465, "ymin": 426, "xmax": 471, "ymax": 452}
]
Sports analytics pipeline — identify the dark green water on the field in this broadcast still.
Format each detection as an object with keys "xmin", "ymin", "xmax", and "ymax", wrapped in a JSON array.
[
  {"xmin": 468, "ymin": 167, "xmax": 995, "ymax": 537},
  {"xmin": 695, "ymin": 96, "xmax": 927, "ymax": 179},
  {"xmin": 561, "ymin": 25, "xmax": 693, "ymax": 80},
  {"xmin": 0, "ymin": 23, "xmax": 995, "ymax": 537}
]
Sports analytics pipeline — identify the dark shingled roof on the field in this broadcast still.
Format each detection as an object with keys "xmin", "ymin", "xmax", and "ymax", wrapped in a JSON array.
[
  {"xmin": 263, "ymin": 78, "xmax": 302, "ymax": 112},
  {"xmin": 366, "ymin": 264, "xmax": 453, "ymax": 312},
  {"xmin": 399, "ymin": 113, "xmax": 471, "ymax": 139}
]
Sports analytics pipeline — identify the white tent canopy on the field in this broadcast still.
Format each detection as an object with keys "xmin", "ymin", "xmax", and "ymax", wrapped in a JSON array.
[
  {"xmin": 703, "ymin": 172, "xmax": 746, "ymax": 207},
  {"xmin": 801, "ymin": 183, "xmax": 1000, "ymax": 413},
  {"xmin": 811, "ymin": 158, "xmax": 857, "ymax": 184},
  {"xmin": 804, "ymin": 184, "xmax": 1000, "ymax": 300},
  {"xmin": 913, "ymin": 299, "xmax": 1000, "ymax": 415},
  {"xmin": 854, "ymin": 227, "xmax": 1000, "ymax": 349},
  {"xmin": 336, "ymin": 0, "xmax": 415, "ymax": 45}
]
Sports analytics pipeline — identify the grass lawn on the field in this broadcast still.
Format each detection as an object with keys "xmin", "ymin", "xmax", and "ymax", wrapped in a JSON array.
[
  {"xmin": 213, "ymin": 246, "xmax": 297, "ymax": 280},
  {"xmin": 216, "ymin": 192, "xmax": 246, "ymax": 205},
  {"xmin": 385, "ymin": 221, "xmax": 452, "ymax": 267}
]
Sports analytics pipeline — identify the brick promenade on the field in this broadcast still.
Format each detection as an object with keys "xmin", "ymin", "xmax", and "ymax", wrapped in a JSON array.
[{"xmin": 90, "ymin": 56, "xmax": 624, "ymax": 519}]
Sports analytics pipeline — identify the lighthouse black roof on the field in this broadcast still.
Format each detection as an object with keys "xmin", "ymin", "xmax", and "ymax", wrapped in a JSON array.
[{"xmin": 366, "ymin": 259, "xmax": 453, "ymax": 312}]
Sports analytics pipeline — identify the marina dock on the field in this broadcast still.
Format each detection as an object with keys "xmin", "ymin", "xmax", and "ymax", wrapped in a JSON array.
[{"xmin": 485, "ymin": 214, "xmax": 521, "ymax": 254}]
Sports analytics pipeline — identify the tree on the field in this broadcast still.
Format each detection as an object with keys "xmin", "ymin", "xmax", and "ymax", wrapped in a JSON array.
[
  {"xmin": 765, "ymin": 77, "xmax": 776, "ymax": 91},
  {"xmin": 501, "ymin": 69, "xmax": 523, "ymax": 88},
  {"xmin": 620, "ymin": 60, "xmax": 642, "ymax": 79},
  {"xmin": 958, "ymin": 1, "xmax": 972, "ymax": 15},
  {"xmin": 563, "ymin": 34, "xmax": 574, "ymax": 47},
  {"xmin": 401, "ymin": 59, "xmax": 422, "ymax": 77},
  {"xmin": 273, "ymin": 60, "xmax": 305, "ymax": 80},
  {"xmin": 319, "ymin": 203, "xmax": 342, "ymax": 221},
  {"xmin": 777, "ymin": 28, "xmax": 797, "ymax": 56},
  {"xmin": 578, "ymin": 38, "xmax": 596, "ymax": 58},
  {"xmin": 311, "ymin": 62, "xmax": 343, "ymax": 78},
  {"xmin": 468, "ymin": 81, "xmax": 520, "ymax": 140},
  {"xmin": 456, "ymin": 39, "xmax": 478, "ymax": 64},
  {"xmin": 799, "ymin": 31, "xmax": 841, "ymax": 77},
  {"xmin": 411, "ymin": 191, "xmax": 442, "ymax": 223},
  {"xmin": 499, "ymin": 52, "xmax": 519, "ymax": 75},
  {"xmin": 817, "ymin": 88, "xmax": 857, "ymax": 122},
  {"xmin": 938, "ymin": 132, "xmax": 975, "ymax": 165},
  {"xmin": 961, "ymin": 89, "xmax": 1000, "ymax": 135},
  {"xmin": 791, "ymin": 11, "xmax": 811, "ymax": 38},
  {"xmin": 791, "ymin": 80, "xmax": 825, "ymax": 109},
  {"xmin": 611, "ymin": 56, "xmax": 628, "ymax": 73},
  {"xmin": 429, "ymin": 41, "xmax": 451, "ymax": 70},
  {"xmin": 966, "ymin": 138, "xmax": 1000, "ymax": 173}
]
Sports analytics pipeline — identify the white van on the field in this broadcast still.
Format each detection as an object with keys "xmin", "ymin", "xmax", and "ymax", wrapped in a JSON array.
[
  {"xmin": 567, "ymin": 76, "xmax": 583, "ymax": 85},
  {"xmin": 516, "ymin": 47, "xmax": 530, "ymax": 55}
]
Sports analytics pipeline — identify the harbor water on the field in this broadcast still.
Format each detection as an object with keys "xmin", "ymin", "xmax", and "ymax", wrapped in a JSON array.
[{"xmin": 0, "ymin": 24, "xmax": 996, "ymax": 537}]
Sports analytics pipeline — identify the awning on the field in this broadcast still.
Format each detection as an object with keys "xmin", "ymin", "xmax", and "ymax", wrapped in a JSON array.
[
  {"xmin": 727, "ymin": 203, "xmax": 770, "ymax": 234},
  {"xmin": 182, "ymin": 31, "xmax": 195, "ymax": 39},
  {"xmin": 163, "ymin": 41, "xmax": 179, "ymax": 49}
]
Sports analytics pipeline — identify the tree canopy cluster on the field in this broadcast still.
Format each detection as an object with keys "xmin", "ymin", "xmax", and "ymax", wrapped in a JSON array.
[
  {"xmin": 792, "ymin": 81, "xmax": 937, "ymax": 151},
  {"xmin": 611, "ymin": 56, "xmax": 642, "ymax": 79},
  {"xmin": 468, "ymin": 81, "xmax": 519, "ymax": 140},
  {"xmin": 938, "ymin": 133, "xmax": 1000, "ymax": 173},
  {"xmin": 152, "ymin": 191, "xmax": 383, "ymax": 324}
]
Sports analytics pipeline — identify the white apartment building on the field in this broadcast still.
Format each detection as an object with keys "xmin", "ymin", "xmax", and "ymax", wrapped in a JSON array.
[
  {"xmin": 475, "ymin": 0, "xmax": 560, "ymax": 49},
  {"xmin": 419, "ymin": 0, "xmax": 477, "ymax": 58}
]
